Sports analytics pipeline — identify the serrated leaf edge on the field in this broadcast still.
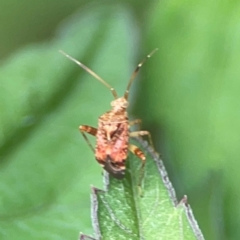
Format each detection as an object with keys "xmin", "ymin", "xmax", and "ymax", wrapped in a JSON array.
[{"xmin": 81, "ymin": 138, "xmax": 205, "ymax": 240}]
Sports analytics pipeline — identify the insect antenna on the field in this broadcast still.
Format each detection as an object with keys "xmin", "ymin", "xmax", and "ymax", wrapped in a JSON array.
[
  {"xmin": 124, "ymin": 48, "xmax": 158, "ymax": 100},
  {"xmin": 59, "ymin": 50, "xmax": 118, "ymax": 99}
]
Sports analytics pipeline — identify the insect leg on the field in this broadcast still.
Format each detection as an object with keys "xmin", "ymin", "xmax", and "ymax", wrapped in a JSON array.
[
  {"xmin": 79, "ymin": 125, "xmax": 97, "ymax": 153},
  {"xmin": 128, "ymin": 144, "xmax": 146, "ymax": 196},
  {"xmin": 129, "ymin": 119, "xmax": 142, "ymax": 130},
  {"xmin": 130, "ymin": 130, "xmax": 155, "ymax": 150}
]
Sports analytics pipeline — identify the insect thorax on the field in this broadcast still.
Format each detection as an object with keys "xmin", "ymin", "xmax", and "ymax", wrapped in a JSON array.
[{"xmin": 97, "ymin": 111, "xmax": 129, "ymax": 142}]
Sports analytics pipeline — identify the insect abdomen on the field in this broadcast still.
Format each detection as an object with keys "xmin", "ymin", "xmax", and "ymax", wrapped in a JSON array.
[{"xmin": 95, "ymin": 117, "xmax": 129, "ymax": 171}]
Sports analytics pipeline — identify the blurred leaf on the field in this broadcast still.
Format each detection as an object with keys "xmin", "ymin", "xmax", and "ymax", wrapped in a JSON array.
[
  {"xmin": 0, "ymin": 5, "xmax": 139, "ymax": 239},
  {"xmin": 0, "ymin": 0, "xmax": 85, "ymax": 58},
  {"xmin": 82, "ymin": 139, "xmax": 204, "ymax": 240},
  {"xmin": 134, "ymin": 1, "xmax": 240, "ymax": 239}
]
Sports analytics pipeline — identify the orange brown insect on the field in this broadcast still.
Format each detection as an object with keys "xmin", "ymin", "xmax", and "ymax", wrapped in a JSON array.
[{"xmin": 60, "ymin": 49, "xmax": 158, "ymax": 187}]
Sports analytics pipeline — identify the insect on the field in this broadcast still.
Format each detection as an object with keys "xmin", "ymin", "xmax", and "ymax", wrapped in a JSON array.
[{"xmin": 59, "ymin": 49, "xmax": 158, "ymax": 187}]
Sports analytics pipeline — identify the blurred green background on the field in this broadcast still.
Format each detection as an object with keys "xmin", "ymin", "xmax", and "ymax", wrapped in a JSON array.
[{"xmin": 0, "ymin": 0, "xmax": 239, "ymax": 239}]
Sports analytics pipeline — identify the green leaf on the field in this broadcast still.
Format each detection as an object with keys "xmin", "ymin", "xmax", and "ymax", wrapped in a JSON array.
[
  {"xmin": 83, "ymin": 138, "xmax": 204, "ymax": 240},
  {"xmin": 134, "ymin": 1, "xmax": 240, "ymax": 239},
  {"xmin": 0, "ymin": 5, "xmax": 138, "ymax": 239},
  {"xmin": 0, "ymin": 3, "xmax": 205, "ymax": 239}
]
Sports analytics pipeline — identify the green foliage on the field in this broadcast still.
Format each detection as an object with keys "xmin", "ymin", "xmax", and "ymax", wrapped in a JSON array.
[
  {"xmin": 136, "ymin": 1, "xmax": 240, "ymax": 239},
  {"xmin": 0, "ymin": 5, "xmax": 138, "ymax": 240},
  {"xmin": 0, "ymin": 0, "xmax": 239, "ymax": 239},
  {"xmin": 91, "ymin": 139, "xmax": 203, "ymax": 239}
]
